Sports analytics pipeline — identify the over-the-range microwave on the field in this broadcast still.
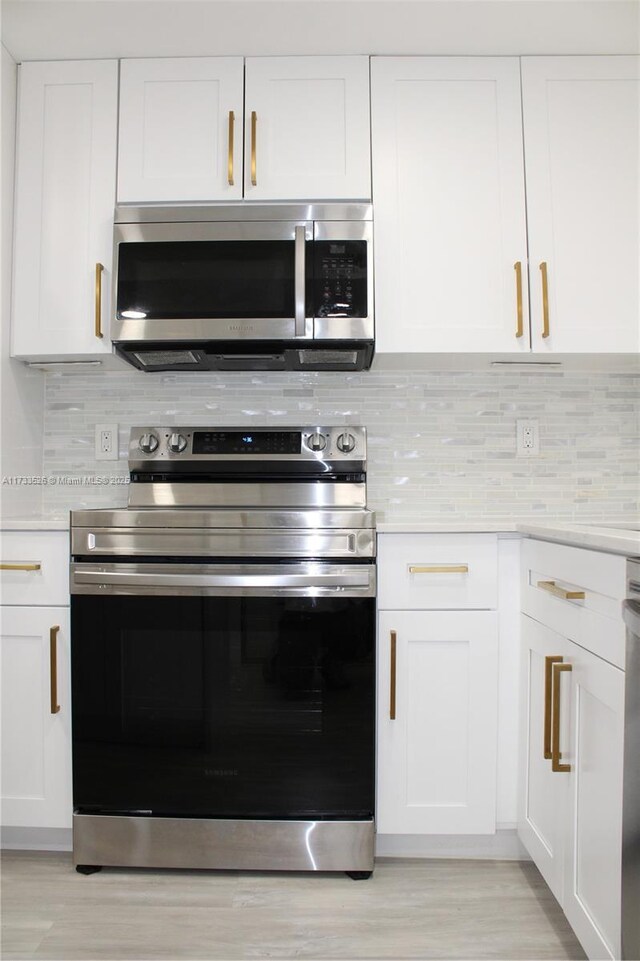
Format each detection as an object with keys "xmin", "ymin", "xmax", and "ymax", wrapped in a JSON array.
[{"xmin": 111, "ymin": 203, "xmax": 374, "ymax": 372}]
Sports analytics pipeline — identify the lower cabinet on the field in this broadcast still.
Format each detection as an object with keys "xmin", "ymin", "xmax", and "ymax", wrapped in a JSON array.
[
  {"xmin": 377, "ymin": 609, "xmax": 499, "ymax": 834},
  {"xmin": 0, "ymin": 607, "xmax": 72, "ymax": 829},
  {"xmin": 520, "ymin": 597, "xmax": 625, "ymax": 959}
]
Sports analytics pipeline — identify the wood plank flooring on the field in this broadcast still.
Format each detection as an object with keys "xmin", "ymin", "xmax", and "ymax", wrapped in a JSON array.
[{"xmin": 1, "ymin": 852, "xmax": 586, "ymax": 960}]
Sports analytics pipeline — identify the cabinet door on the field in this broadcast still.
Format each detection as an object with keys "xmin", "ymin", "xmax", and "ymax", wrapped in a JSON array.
[
  {"xmin": 118, "ymin": 57, "xmax": 244, "ymax": 202},
  {"xmin": 518, "ymin": 615, "xmax": 570, "ymax": 902},
  {"xmin": 371, "ymin": 57, "xmax": 529, "ymax": 353},
  {"xmin": 563, "ymin": 641, "xmax": 624, "ymax": 961},
  {"xmin": 0, "ymin": 608, "xmax": 71, "ymax": 829},
  {"xmin": 522, "ymin": 56, "xmax": 639, "ymax": 353},
  {"xmin": 377, "ymin": 610, "xmax": 498, "ymax": 834},
  {"xmin": 11, "ymin": 60, "xmax": 118, "ymax": 361},
  {"xmin": 244, "ymin": 57, "xmax": 371, "ymax": 200}
]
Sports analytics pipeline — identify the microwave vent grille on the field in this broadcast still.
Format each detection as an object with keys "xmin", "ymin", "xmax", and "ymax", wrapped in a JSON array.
[{"xmin": 133, "ymin": 350, "xmax": 201, "ymax": 367}]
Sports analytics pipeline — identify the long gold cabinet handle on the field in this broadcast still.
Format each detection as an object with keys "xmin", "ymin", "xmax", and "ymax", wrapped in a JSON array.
[
  {"xmin": 95, "ymin": 263, "xmax": 104, "ymax": 339},
  {"xmin": 250, "ymin": 111, "xmax": 257, "ymax": 186},
  {"xmin": 537, "ymin": 580, "xmax": 586, "ymax": 601},
  {"xmin": 539, "ymin": 262, "xmax": 550, "ymax": 339},
  {"xmin": 551, "ymin": 661, "xmax": 572, "ymax": 773},
  {"xmin": 49, "ymin": 625, "xmax": 61, "ymax": 715},
  {"xmin": 408, "ymin": 565, "xmax": 469, "ymax": 574},
  {"xmin": 227, "ymin": 110, "xmax": 235, "ymax": 186},
  {"xmin": 389, "ymin": 630, "xmax": 397, "ymax": 721},
  {"xmin": 514, "ymin": 262, "xmax": 524, "ymax": 338},
  {"xmin": 544, "ymin": 655, "xmax": 564, "ymax": 759},
  {"xmin": 0, "ymin": 562, "xmax": 41, "ymax": 571}
]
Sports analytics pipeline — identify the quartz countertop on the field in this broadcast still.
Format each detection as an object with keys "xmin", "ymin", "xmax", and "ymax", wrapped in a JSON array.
[{"xmin": 1, "ymin": 516, "xmax": 70, "ymax": 531}]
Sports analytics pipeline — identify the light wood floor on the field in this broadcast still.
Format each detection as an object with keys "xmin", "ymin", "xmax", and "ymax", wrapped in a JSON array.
[{"xmin": 1, "ymin": 851, "xmax": 586, "ymax": 961}]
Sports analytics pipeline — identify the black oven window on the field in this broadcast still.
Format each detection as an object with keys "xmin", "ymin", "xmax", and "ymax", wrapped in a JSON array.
[
  {"xmin": 71, "ymin": 595, "xmax": 375, "ymax": 821},
  {"xmin": 117, "ymin": 241, "xmax": 296, "ymax": 320}
]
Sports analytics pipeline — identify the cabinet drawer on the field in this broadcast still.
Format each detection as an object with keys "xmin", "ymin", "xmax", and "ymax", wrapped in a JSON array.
[
  {"xmin": 521, "ymin": 538, "xmax": 626, "ymax": 669},
  {"xmin": 378, "ymin": 534, "xmax": 498, "ymax": 610},
  {"xmin": 0, "ymin": 532, "xmax": 69, "ymax": 606}
]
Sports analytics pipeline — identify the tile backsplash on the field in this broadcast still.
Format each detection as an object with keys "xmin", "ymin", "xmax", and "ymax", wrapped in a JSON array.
[{"xmin": 42, "ymin": 366, "xmax": 639, "ymax": 522}]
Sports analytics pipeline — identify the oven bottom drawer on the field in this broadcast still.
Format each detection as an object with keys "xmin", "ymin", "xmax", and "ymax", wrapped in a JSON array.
[{"xmin": 73, "ymin": 813, "xmax": 375, "ymax": 872}]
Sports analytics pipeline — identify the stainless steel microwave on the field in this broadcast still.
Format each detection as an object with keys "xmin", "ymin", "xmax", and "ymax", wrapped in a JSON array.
[{"xmin": 111, "ymin": 203, "xmax": 374, "ymax": 372}]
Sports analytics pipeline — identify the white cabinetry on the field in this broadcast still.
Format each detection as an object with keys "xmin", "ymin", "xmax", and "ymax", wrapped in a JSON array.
[
  {"xmin": 118, "ymin": 56, "xmax": 371, "ymax": 203},
  {"xmin": 377, "ymin": 534, "xmax": 499, "ymax": 835},
  {"xmin": 519, "ymin": 538, "xmax": 627, "ymax": 960},
  {"xmin": 0, "ymin": 531, "xmax": 72, "ymax": 831},
  {"xmin": 371, "ymin": 57, "xmax": 528, "ymax": 354},
  {"xmin": 371, "ymin": 55, "xmax": 639, "ymax": 355},
  {"xmin": 522, "ymin": 57, "xmax": 639, "ymax": 353},
  {"xmin": 11, "ymin": 61, "xmax": 118, "ymax": 362}
]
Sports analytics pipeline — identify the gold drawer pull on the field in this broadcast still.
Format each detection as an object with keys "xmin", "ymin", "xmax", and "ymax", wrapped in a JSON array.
[
  {"xmin": 540, "ymin": 262, "xmax": 550, "ymax": 339},
  {"xmin": 544, "ymin": 655, "xmax": 564, "ymax": 760},
  {"xmin": 551, "ymin": 661, "xmax": 572, "ymax": 773},
  {"xmin": 537, "ymin": 580, "xmax": 585, "ymax": 601},
  {"xmin": 95, "ymin": 263, "xmax": 104, "ymax": 339},
  {"xmin": 250, "ymin": 111, "xmax": 257, "ymax": 186},
  {"xmin": 1, "ymin": 562, "xmax": 42, "ymax": 571},
  {"xmin": 389, "ymin": 630, "xmax": 397, "ymax": 721},
  {"xmin": 514, "ymin": 261, "xmax": 524, "ymax": 338},
  {"xmin": 50, "ymin": 625, "xmax": 60, "ymax": 715},
  {"xmin": 227, "ymin": 110, "xmax": 235, "ymax": 186},
  {"xmin": 408, "ymin": 565, "xmax": 469, "ymax": 574}
]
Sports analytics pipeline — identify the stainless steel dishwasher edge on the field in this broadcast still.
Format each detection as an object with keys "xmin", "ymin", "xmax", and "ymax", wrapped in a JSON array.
[{"xmin": 622, "ymin": 559, "xmax": 640, "ymax": 961}]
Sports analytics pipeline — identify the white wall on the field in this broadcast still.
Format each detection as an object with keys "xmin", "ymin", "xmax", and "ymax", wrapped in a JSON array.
[
  {"xmin": 1, "ymin": 0, "xmax": 638, "ymax": 61},
  {"xmin": 0, "ymin": 43, "xmax": 45, "ymax": 518}
]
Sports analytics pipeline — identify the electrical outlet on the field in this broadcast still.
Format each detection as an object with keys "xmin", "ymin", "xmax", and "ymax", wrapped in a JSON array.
[
  {"xmin": 95, "ymin": 424, "xmax": 119, "ymax": 461},
  {"xmin": 516, "ymin": 419, "xmax": 540, "ymax": 457}
]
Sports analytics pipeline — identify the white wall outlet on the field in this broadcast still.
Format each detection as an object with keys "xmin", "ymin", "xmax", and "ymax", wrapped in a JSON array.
[
  {"xmin": 516, "ymin": 419, "xmax": 540, "ymax": 457},
  {"xmin": 95, "ymin": 424, "xmax": 119, "ymax": 461}
]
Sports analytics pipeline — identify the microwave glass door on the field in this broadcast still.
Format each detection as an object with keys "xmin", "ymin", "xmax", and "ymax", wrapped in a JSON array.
[{"xmin": 117, "ymin": 240, "xmax": 295, "ymax": 321}]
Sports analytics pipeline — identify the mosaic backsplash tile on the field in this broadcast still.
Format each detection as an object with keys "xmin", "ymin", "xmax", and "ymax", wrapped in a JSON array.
[{"xmin": 42, "ymin": 366, "xmax": 639, "ymax": 522}]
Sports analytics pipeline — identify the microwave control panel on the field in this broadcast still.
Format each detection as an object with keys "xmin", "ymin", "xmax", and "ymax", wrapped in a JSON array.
[{"xmin": 313, "ymin": 241, "xmax": 367, "ymax": 318}]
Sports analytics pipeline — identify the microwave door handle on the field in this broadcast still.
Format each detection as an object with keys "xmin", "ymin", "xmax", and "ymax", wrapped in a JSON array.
[{"xmin": 294, "ymin": 225, "xmax": 306, "ymax": 338}]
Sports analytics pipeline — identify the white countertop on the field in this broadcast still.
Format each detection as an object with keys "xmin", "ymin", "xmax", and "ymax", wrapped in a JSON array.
[
  {"xmin": 516, "ymin": 522, "xmax": 640, "ymax": 557},
  {"xmin": 1, "ymin": 516, "xmax": 70, "ymax": 531}
]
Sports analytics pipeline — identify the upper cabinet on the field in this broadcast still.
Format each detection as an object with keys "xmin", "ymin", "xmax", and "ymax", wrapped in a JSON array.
[
  {"xmin": 118, "ymin": 56, "xmax": 371, "ymax": 203},
  {"xmin": 371, "ymin": 55, "xmax": 639, "ymax": 355},
  {"xmin": 372, "ymin": 57, "xmax": 529, "ymax": 354},
  {"xmin": 118, "ymin": 58, "xmax": 244, "ymax": 203},
  {"xmin": 11, "ymin": 60, "xmax": 118, "ymax": 361},
  {"xmin": 522, "ymin": 57, "xmax": 639, "ymax": 353}
]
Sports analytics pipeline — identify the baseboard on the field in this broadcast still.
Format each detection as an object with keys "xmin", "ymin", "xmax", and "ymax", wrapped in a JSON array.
[
  {"xmin": 375, "ymin": 828, "xmax": 530, "ymax": 860},
  {"xmin": 1, "ymin": 825, "xmax": 529, "ymax": 861},
  {"xmin": 0, "ymin": 826, "xmax": 73, "ymax": 852}
]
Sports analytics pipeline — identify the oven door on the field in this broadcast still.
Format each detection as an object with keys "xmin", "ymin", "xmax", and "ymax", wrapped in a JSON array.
[
  {"xmin": 112, "ymin": 220, "xmax": 313, "ymax": 343},
  {"xmin": 70, "ymin": 562, "xmax": 375, "ymax": 822}
]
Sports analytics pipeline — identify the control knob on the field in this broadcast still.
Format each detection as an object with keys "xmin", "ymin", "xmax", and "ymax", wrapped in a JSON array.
[
  {"xmin": 138, "ymin": 432, "xmax": 159, "ymax": 454},
  {"xmin": 337, "ymin": 432, "xmax": 356, "ymax": 453},
  {"xmin": 306, "ymin": 432, "xmax": 327, "ymax": 452},
  {"xmin": 168, "ymin": 432, "xmax": 188, "ymax": 454}
]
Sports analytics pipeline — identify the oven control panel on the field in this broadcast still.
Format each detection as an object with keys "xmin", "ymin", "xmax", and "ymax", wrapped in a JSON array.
[{"xmin": 128, "ymin": 426, "xmax": 366, "ymax": 462}]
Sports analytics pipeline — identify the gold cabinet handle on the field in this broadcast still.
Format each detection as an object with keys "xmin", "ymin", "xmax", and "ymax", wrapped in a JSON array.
[
  {"xmin": 408, "ymin": 565, "xmax": 469, "ymax": 574},
  {"xmin": 95, "ymin": 263, "xmax": 104, "ymax": 339},
  {"xmin": 0, "ymin": 562, "xmax": 41, "ymax": 571},
  {"xmin": 227, "ymin": 110, "xmax": 235, "ymax": 186},
  {"xmin": 537, "ymin": 580, "xmax": 585, "ymax": 601},
  {"xmin": 514, "ymin": 261, "xmax": 524, "ymax": 338},
  {"xmin": 539, "ymin": 262, "xmax": 550, "ymax": 339},
  {"xmin": 544, "ymin": 655, "xmax": 564, "ymax": 759},
  {"xmin": 551, "ymin": 661, "xmax": 572, "ymax": 773},
  {"xmin": 390, "ymin": 630, "xmax": 397, "ymax": 721},
  {"xmin": 250, "ymin": 111, "xmax": 257, "ymax": 186},
  {"xmin": 49, "ymin": 625, "xmax": 60, "ymax": 715}
]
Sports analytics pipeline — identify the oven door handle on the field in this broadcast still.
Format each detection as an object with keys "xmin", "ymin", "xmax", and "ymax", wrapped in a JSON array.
[{"xmin": 73, "ymin": 570, "xmax": 372, "ymax": 589}]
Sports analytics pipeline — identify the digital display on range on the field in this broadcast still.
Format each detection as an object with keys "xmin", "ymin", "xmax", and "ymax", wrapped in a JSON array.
[{"xmin": 192, "ymin": 431, "xmax": 301, "ymax": 454}]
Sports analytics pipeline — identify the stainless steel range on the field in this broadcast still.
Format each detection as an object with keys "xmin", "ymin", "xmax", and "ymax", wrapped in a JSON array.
[{"xmin": 70, "ymin": 426, "xmax": 376, "ymax": 878}]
